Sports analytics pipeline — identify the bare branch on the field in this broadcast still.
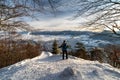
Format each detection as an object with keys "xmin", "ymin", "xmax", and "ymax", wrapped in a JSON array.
[
  {"xmin": 0, "ymin": 0, "xmax": 55, "ymax": 31},
  {"xmin": 76, "ymin": 0, "xmax": 120, "ymax": 35}
]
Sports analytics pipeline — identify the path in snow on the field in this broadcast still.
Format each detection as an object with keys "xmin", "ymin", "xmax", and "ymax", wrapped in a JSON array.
[{"xmin": 0, "ymin": 52, "xmax": 120, "ymax": 80}]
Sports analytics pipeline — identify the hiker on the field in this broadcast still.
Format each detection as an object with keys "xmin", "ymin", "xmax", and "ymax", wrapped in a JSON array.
[{"xmin": 59, "ymin": 40, "xmax": 68, "ymax": 60}]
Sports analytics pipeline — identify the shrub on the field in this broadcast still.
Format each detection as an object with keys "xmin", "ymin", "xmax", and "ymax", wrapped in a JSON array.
[
  {"xmin": 104, "ymin": 44, "xmax": 120, "ymax": 68},
  {"xmin": 74, "ymin": 42, "xmax": 87, "ymax": 59},
  {"xmin": 89, "ymin": 47, "xmax": 104, "ymax": 63},
  {"xmin": 0, "ymin": 40, "xmax": 42, "ymax": 68}
]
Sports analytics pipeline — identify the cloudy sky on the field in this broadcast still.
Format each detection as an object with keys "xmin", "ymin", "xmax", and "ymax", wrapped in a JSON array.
[{"xmin": 25, "ymin": 0, "xmax": 90, "ymax": 31}]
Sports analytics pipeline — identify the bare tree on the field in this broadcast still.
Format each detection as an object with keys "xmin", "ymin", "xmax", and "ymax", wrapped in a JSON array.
[
  {"xmin": 75, "ymin": 0, "xmax": 120, "ymax": 35},
  {"xmin": 0, "ymin": 0, "xmax": 55, "ymax": 31}
]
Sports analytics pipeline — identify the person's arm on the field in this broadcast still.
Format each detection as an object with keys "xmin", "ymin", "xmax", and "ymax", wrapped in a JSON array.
[{"xmin": 59, "ymin": 44, "xmax": 63, "ymax": 48}]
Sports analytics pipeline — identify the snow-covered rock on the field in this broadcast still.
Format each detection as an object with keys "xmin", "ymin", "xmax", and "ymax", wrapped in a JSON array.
[{"xmin": 0, "ymin": 51, "xmax": 120, "ymax": 80}]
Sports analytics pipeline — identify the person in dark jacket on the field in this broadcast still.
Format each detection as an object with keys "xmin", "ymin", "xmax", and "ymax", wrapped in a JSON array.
[{"xmin": 59, "ymin": 40, "xmax": 68, "ymax": 60}]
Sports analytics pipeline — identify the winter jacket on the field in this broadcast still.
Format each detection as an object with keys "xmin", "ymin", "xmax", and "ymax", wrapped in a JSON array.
[{"xmin": 59, "ymin": 42, "xmax": 68, "ymax": 51}]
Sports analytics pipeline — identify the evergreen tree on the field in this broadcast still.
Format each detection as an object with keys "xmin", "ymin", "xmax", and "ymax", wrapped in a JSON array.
[
  {"xmin": 74, "ymin": 42, "xmax": 87, "ymax": 59},
  {"xmin": 52, "ymin": 40, "xmax": 60, "ymax": 54}
]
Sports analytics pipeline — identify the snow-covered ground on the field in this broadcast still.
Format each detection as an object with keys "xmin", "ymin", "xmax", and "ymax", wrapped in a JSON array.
[{"xmin": 0, "ymin": 51, "xmax": 120, "ymax": 80}]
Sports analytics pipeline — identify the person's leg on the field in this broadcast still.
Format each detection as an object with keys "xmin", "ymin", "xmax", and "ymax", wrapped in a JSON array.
[
  {"xmin": 66, "ymin": 50, "xmax": 68, "ymax": 59},
  {"xmin": 62, "ymin": 51, "xmax": 64, "ymax": 60}
]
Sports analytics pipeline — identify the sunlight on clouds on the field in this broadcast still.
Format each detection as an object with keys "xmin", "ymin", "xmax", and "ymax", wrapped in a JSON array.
[{"xmin": 27, "ymin": 17, "xmax": 87, "ymax": 31}]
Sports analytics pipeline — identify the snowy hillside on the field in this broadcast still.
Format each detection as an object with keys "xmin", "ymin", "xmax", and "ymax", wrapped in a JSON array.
[{"xmin": 0, "ymin": 52, "xmax": 120, "ymax": 80}]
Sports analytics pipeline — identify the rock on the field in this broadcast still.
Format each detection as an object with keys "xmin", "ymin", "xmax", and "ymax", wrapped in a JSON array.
[{"xmin": 59, "ymin": 67, "xmax": 82, "ymax": 80}]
